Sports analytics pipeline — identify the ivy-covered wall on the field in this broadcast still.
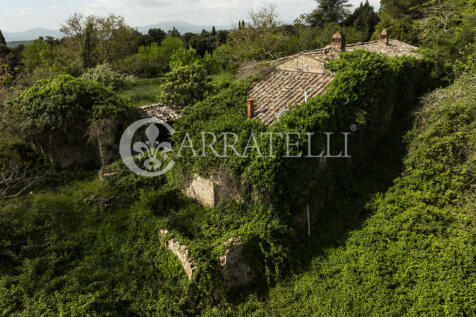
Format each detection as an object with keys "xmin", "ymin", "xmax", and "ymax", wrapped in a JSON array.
[{"xmin": 172, "ymin": 50, "xmax": 429, "ymax": 217}]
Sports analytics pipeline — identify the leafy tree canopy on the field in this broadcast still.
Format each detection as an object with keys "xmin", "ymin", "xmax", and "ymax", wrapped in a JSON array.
[
  {"xmin": 157, "ymin": 64, "xmax": 212, "ymax": 108},
  {"xmin": 344, "ymin": 1, "xmax": 379, "ymax": 40},
  {"xmin": 169, "ymin": 47, "xmax": 200, "ymax": 70},
  {"xmin": 306, "ymin": 0, "xmax": 352, "ymax": 27},
  {"xmin": 7, "ymin": 75, "xmax": 131, "ymax": 148}
]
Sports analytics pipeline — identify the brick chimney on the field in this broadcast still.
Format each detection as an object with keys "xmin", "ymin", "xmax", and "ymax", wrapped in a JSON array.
[
  {"xmin": 247, "ymin": 98, "xmax": 255, "ymax": 118},
  {"xmin": 379, "ymin": 29, "xmax": 388, "ymax": 45},
  {"xmin": 331, "ymin": 32, "xmax": 345, "ymax": 52}
]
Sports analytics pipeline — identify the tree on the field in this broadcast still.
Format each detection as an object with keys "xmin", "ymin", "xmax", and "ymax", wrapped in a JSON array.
[
  {"xmin": 212, "ymin": 26, "xmax": 217, "ymax": 36},
  {"xmin": 380, "ymin": 0, "xmax": 427, "ymax": 19},
  {"xmin": 306, "ymin": 0, "xmax": 351, "ymax": 27},
  {"xmin": 6, "ymin": 75, "xmax": 131, "ymax": 158},
  {"xmin": 0, "ymin": 29, "xmax": 10, "ymax": 58},
  {"xmin": 82, "ymin": 22, "xmax": 96, "ymax": 68},
  {"xmin": 157, "ymin": 64, "xmax": 212, "ymax": 108},
  {"xmin": 117, "ymin": 37, "xmax": 185, "ymax": 76},
  {"xmin": 148, "ymin": 28, "xmax": 167, "ymax": 44},
  {"xmin": 218, "ymin": 5, "xmax": 288, "ymax": 67},
  {"xmin": 168, "ymin": 27, "xmax": 181, "ymax": 38},
  {"xmin": 61, "ymin": 13, "xmax": 138, "ymax": 64},
  {"xmin": 21, "ymin": 39, "xmax": 56, "ymax": 72},
  {"xmin": 344, "ymin": 1, "xmax": 379, "ymax": 40},
  {"xmin": 169, "ymin": 47, "xmax": 200, "ymax": 70},
  {"xmin": 0, "ymin": 56, "xmax": 13, "ymax": 101},
  {"xmin": 217, "ymin": 30, "xmax": 229, "ymax": 44},
  {"xmin": 0, "ymin": 29, "xmax": 6, "ymax": 46},
  {"xmin": 412, "ymin": 0, "xmax": 476, "ymax": 77},
  {"xmin": 185, "ymin": 31, "xmax": 218, "ymax": 56},
  {"xmin": 80, "ymin": 63, "xmax": 134, "ymax": 90}
]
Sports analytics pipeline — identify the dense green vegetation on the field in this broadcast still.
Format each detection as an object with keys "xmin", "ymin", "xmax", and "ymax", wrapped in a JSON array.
[
  {"xmin": 0, "ymin": 0, "xmax": 474, "ymax": 315},
  {"xmin": 237, "ymin": 73, "xmax": 476, "ymax": 316}
]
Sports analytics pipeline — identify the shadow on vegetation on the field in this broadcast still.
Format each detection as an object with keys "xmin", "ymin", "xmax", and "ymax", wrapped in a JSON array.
[{"xmin": 286, "ymin": 104, "xmax": 418, "ymax": 283}]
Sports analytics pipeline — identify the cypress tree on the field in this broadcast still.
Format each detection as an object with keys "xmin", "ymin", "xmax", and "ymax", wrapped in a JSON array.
[
  {"xmin": 82, "ymin": 22, "xmax": 95, "ymax": 69},
  {"xmin": 0, "ymin": 30, "xmax": 6, "ymax": 46}
]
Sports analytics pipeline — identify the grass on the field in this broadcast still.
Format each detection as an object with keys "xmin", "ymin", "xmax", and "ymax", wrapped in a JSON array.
[
  {"xmin": 118, "ymin": 77, "xmax": 164, "ymax": 107},
  {"xmin": 118, "ymin": 71, "xmax": 236, "ymax": 107}
]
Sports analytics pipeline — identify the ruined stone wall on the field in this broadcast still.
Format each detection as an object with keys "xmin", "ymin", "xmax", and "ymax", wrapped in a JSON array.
[
  {"xmin": 184, "ymin": 175, "xmax": 216, "ymax": 208},
  {"xmin": 159, "ymin": 229, "xmax": 197, "ymax": 280},
  {"xmin": 219, "ymin": 237, "xmax": 255, "ymax": 289},
  {"xmin": 183, "ymin": 171, "xmax": 243, "ymax": 208}
]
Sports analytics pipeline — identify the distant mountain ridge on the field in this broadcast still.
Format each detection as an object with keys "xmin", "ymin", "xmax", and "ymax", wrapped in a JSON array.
[
  {"xmin": 3, "ymin": 21, "xmax": 232, "ymax": 42},
  {"xmin": 4, "ymin": 28, "xmax": 63, "ymax": 42}
]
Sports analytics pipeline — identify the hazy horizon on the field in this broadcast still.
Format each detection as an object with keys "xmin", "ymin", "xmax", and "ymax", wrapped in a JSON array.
[{"xmin": 1, "ymin": 0, "xmax": 380, "ymax": 33}]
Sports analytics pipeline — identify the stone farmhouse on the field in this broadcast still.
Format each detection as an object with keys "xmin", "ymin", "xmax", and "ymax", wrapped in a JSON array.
[
  {"xmin": 151, "ymin": 30, "xmax": 421, "ymax": 288},
  {"xmin": 181, "ymin": 29, "xmax": 420, "ymax": 209},
  {"xmin": 247, "ymin": 29, "xmax": 420, "ymax": 126},
  {"xmin": 140, "ymin": 30, "xmax": 419, "ymax": 128}
]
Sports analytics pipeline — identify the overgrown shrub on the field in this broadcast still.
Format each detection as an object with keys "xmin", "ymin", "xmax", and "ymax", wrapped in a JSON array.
[
  {"xmin": 118, "ymin": 37, "xmax": 185, "ymax": 77},
  {"xmin": 169, "ymin": 47, "xmax": 200, "ymax": 70},
  {"xmin": 81, "ymin": 63, "xmax": 135, "ymax": 90},
  {"xmin": 4, "ymin": 75, "xmax": 133, "ymax": 163},
  {"xmin": 157, "ymin": 64, "xmax": 213, "ymax": 108}
]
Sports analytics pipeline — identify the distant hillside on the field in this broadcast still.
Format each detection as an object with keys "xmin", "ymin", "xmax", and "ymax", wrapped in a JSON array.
[
  {"xmin": 136, "ymin": 21, "xmax": 231, "ymax": 34},
  {"xmin": 6, "ymin": 40, "xmax": 33, "ymax": 48},
  {"xmin": 4, "ymin": 28, "xmax": 63, "ymax": 42},
  {"xmin": 3, "ymin": 21, "xmax": 232, "ymax": 42}
]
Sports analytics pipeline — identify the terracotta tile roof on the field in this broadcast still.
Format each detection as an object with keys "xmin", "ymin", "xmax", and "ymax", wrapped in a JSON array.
[
  {"xmin": 270, "ymin": 49, "xmax": 336, "ymax": 68},
  {"xmin": 345, "ymin": 39, "xmax": 421, "ymax": 58},
  {"xmin": 138, "ymin": 104, "xmax": 182, "ymax": 122},
  {"xmin": 249, "ymin": 37, "xmax": 420, "ymax": 126},
  {"xmin": 249, "ymin": 71, "xmax": 335, "ymax": 126}
]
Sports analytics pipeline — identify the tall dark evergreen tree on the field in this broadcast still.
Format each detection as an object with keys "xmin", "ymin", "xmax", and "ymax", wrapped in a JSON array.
[
  {"xmin": 306, "ymin": 0, "xmax": 351, "ymax": 27},
  {"xmin": 168, "ymin": 27, "xmax": 181, "ymax": 38},
  {"xmin": 212, "ymin": 26, "xmax": 216, "ymax": 36},
  {"xmin": 148, "ymin": 28, "xmax": 166, "ymax": 44},
  {"xmin": 0, "ymin": 29, "xmax": 6, "ymax": 46},
  {"xmin": 344, "ymin": 1, "xmax": 379, "ymax": 40},
  {"xmin": 0, "ymin": 29, "xmax": 11, "ymax": 58},
  {"xmin": 82, "ymin": 22, "xmax": 95, "ymax": 69}
]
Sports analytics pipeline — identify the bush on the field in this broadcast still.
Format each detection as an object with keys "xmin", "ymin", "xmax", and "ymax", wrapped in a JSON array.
[
  {"xmin": 118, "ymin": 37, "xmax": 185, "ymax": 77},
  {"xmin": 157, "ymin": 64, "xmax": 212, "ymax": 108},
  {"xmin": 202, "ymin": 51, "xmax": 222, "ymax": 74},
  {"xmin": 5, "ymin": 75, "xmax": 133, "ymax": 155},
  {"xmin": 169, "ymin": 47, "xmax": 200, "ymax": 70},
  {"xmin": 81, "ymin": 63, "xmax": 135, "ymax": 90}
]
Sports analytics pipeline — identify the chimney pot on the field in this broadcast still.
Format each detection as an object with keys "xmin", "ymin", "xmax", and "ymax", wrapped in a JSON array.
[
  {"xmin": 331, "ymin": 32, "xmax": 345, "ymax": 52},
  {"xmin": 247, "ymin": 98, "xmax": 255, "ymax": 118},
  {"xmin": 379, "ymin": 29, "xmax": 389, "ymax": 45}
]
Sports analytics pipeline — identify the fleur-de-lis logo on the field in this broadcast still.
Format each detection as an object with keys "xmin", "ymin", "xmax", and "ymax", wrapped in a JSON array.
[
  {"xmin": 133, "ymin": 124, "xmax": 172, "ymax": 171},
  {"xmin": 120, "ymin": 118, "xmax": 175, "ymax": 177}
]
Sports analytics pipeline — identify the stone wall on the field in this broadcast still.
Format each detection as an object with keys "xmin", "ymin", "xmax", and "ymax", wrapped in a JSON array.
[
  {"xmin": 183, "ymin": 171, "xmax": 243, "ymax": 208},
  {"xmin": 219, "ymin": 237, "xmax": 255, "ymax": 289},
  {"xmin": 159, "ymin": 229, "xmax": 197, "ymax": 280},
  {"xmin": 184, "ymin": 174, "xmax": 216, "ymax": 208}
]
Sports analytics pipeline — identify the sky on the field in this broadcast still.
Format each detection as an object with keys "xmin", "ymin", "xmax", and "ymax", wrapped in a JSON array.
[{"xmin": 0, "ymin": 0, "xmax": 381, "ymax": 32}]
